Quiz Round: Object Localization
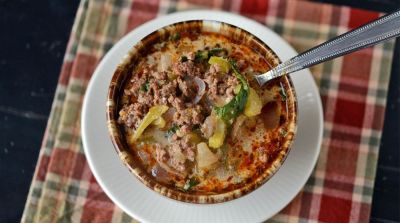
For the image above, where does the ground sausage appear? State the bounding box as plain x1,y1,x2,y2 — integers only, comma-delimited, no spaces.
119,50,241,175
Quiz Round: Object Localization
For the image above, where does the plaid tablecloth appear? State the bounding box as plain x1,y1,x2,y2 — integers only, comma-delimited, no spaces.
22,0,395,222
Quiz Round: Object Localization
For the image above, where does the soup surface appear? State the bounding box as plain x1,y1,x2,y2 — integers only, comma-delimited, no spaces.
118,31,290,194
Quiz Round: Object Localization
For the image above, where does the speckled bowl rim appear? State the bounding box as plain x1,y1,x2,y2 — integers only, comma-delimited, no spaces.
106,20,298,204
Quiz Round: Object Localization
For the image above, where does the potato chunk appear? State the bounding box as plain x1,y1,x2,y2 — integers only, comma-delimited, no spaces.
197,142,219,169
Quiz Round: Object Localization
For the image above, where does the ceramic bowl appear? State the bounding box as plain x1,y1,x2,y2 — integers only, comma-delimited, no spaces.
106,20,297,203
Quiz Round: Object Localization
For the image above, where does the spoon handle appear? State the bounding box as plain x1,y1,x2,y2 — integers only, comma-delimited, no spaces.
255,9,400,86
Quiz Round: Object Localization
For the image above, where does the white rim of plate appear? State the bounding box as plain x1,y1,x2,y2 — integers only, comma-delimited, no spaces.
82,10,323,223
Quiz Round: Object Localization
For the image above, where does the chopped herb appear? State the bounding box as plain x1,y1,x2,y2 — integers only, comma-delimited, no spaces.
165,125,179,138
208,47,225,56
140,80,150,92
170,32,180,41
183,177,199,191
195,48,227,62
214,60,249,124
194,50,208,61
181,55,188,62
280,129,288,137
279,82,287,101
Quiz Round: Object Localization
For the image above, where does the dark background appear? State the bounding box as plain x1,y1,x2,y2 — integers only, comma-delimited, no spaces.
0,0,399,222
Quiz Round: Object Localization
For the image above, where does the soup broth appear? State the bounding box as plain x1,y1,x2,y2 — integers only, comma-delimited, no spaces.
117,31,292,194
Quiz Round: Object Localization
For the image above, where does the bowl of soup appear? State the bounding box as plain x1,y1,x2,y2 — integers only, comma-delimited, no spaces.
106,20,297,203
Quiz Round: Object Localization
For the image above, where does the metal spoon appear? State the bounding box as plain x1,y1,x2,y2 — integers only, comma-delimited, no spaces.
254,9,400,86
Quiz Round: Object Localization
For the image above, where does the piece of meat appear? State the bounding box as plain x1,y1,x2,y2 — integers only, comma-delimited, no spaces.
173,106,205,135
137,92,154,105
168,96,185,111
156,146,168,162
126,77,148,98
155,145,186,178
179,125,192,135
168,144,186,172
155,140,193,175
170,135,196,163
118,103,148,129
177,77,197,100
204,65,238,105
154,79,177,105
173,60,201,77
226,75,239,96
192,107,203,124
180,136,196,162
204,68,219,98
185,148,195,162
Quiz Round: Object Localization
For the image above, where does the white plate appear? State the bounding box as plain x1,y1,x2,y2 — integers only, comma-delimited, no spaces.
82,10,323,223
